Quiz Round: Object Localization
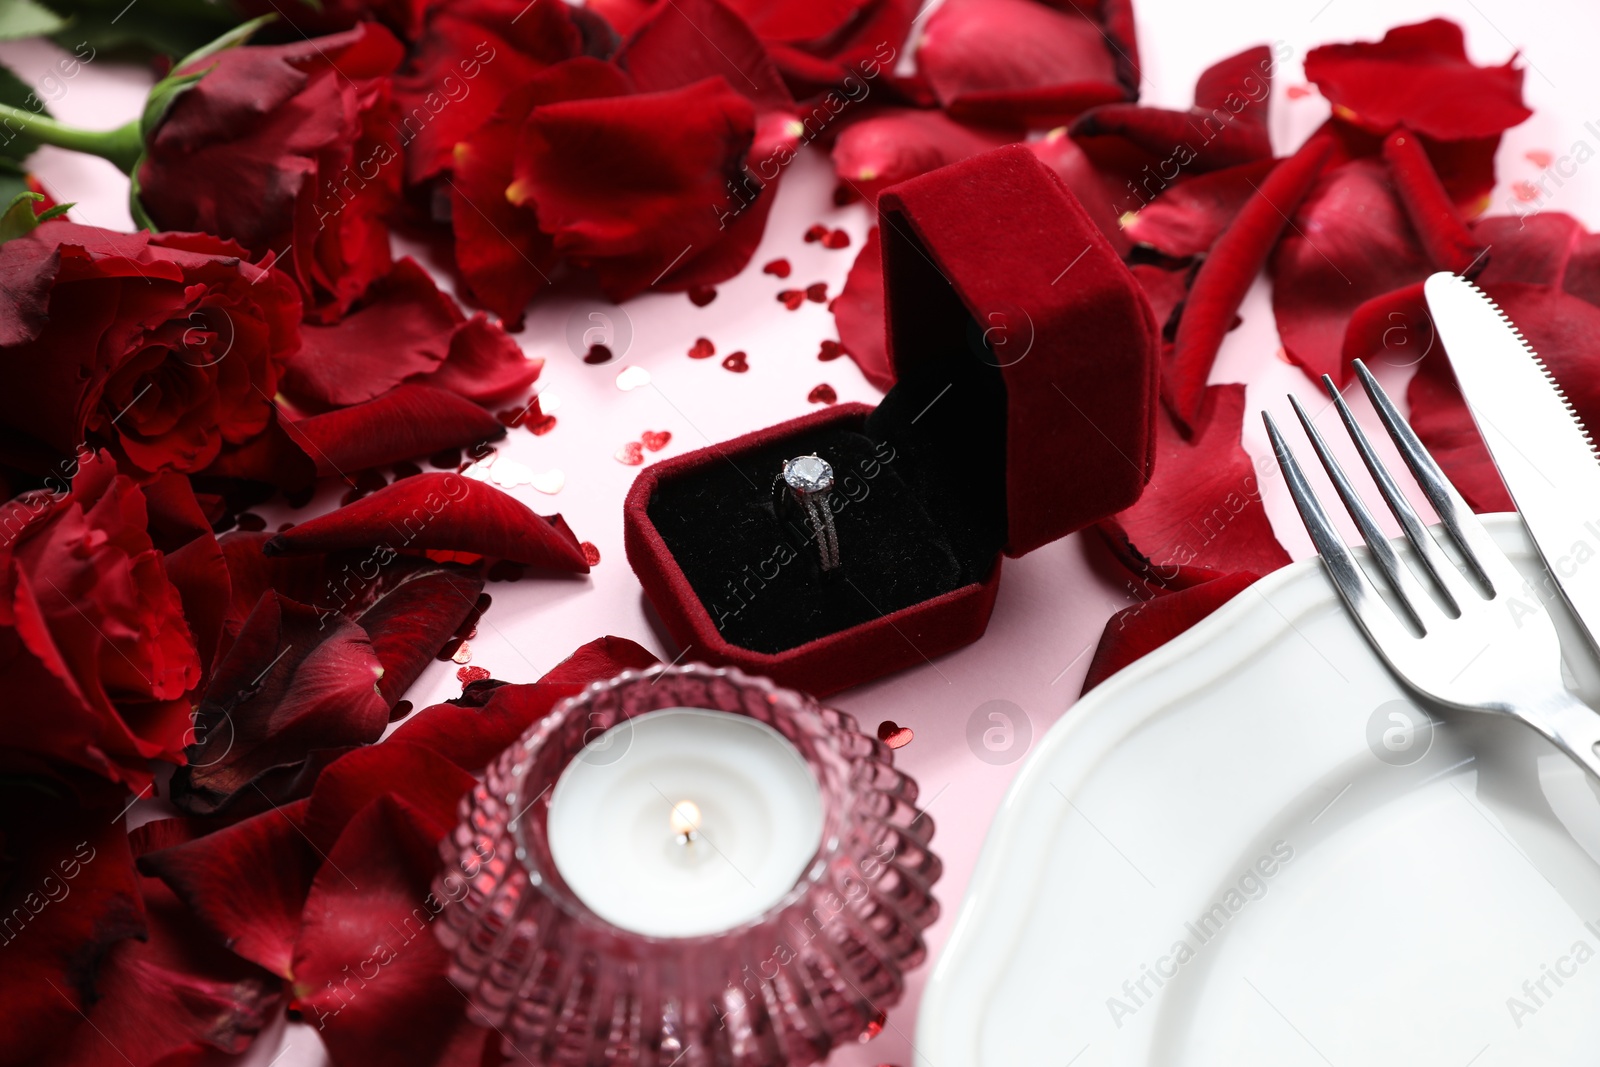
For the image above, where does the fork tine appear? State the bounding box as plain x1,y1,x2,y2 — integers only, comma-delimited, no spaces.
1351,358,1498,593
1319,371,1468,613
1264,412,1415,639
1287,394,1428,632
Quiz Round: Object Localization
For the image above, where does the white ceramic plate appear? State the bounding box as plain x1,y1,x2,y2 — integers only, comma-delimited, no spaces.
919,516,1600,1066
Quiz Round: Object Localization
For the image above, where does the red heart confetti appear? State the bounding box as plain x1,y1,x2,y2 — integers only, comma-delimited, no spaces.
804,223,828,242
1526,148,1554,168
457,665,492,685
526,412,557,435
688,337,716,359
805,282,828,303
763,258,791,278
451,641,472,665
615,441,644,465
1286,84,1314,99
581,541,601,567
822,229,850,249
877,720,913,749
583,343,613,364
688,285,717,306
778,289,805,310
641,429,672,451
722,351,749,373
818,339,844,361
1512,180,1540,202
807,383,838,405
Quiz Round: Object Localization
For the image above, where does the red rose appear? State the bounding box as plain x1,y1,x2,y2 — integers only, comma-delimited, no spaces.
0,222,301,478
137,24,405,323
0,450,201,788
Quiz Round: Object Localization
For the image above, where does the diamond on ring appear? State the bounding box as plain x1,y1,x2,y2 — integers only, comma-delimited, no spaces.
776,455,840,573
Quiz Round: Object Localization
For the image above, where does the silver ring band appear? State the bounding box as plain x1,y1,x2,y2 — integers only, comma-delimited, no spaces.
776,454,841,572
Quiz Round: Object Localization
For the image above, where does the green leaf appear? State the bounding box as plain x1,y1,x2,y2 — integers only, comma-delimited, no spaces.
0,0,67,41
0,190,71,244
0,60,50,165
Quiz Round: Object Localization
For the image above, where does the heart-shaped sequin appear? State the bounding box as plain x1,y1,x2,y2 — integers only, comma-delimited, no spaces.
722,351,749,373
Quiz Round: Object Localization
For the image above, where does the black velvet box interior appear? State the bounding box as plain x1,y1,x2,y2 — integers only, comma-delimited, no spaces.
646,250,1008,654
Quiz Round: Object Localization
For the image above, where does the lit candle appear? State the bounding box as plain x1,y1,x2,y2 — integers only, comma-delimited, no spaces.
546,707,825,938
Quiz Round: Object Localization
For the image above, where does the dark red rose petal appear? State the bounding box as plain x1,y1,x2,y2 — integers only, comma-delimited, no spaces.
1269,155,1432,388
425,315,543,406
1072,45,1276,174
832,226,891,390
1566,231,1600,308
356,564,486,705
1123,158,1277,258
264,472,591,573
290,796,467,1067
1099,385,1291,584
302,741,476,854
615,0,793,110
1381,128,1486,274
393,636,657,771
170,591,389,815
1082,570,1259,693
1169,135,1334,431
916,0,1129,126
1026,126,1131,255
1304,18,1530,141
289,384,506,479
137,799,317,979
830,108,1017,202
1129,264,1188,338
1474,212,1582,288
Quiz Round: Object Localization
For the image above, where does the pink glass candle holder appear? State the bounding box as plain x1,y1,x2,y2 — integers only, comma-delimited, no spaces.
434,663,941,1067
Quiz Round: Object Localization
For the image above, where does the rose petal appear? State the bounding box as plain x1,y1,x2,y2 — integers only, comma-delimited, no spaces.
1473,212,1582,287
1026,126,1130,254
1304,18,1530,141
831,226,892,390
393,635,657,770
1381,128,1485,273
291,795,471,1066
1268,155,1431,388
356,564,486,705
617,0,793,110
1563,231,1600,307
136,799,318,979
1168,135,1333,430
1409,283,1600,513
264,472,591,572
1123,157,1276,258
289,383,506,478
1081,570,1259,693
916,0,1130,126
1099,385,1290,583
1072,45,1275,174
302,741,476,854
829,108,1017,202
426,315,543,406
170,591,389,815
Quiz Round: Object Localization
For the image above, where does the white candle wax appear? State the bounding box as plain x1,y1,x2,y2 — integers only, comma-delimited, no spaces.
545,707,825,938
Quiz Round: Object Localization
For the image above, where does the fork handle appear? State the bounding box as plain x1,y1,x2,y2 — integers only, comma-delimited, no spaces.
1514,689,1600,783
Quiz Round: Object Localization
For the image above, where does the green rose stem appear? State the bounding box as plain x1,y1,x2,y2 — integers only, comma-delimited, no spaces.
0,106,142,174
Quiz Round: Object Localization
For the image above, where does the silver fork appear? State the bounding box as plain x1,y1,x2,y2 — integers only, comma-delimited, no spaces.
1265,358,1600,781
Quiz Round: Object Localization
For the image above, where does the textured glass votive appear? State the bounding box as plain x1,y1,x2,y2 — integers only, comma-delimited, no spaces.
434,663,942,1066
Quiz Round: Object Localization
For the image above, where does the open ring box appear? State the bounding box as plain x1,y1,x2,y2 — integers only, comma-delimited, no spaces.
625,145,1161,695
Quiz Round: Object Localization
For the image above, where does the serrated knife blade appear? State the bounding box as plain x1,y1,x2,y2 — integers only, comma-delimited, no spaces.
1425,270,1600,655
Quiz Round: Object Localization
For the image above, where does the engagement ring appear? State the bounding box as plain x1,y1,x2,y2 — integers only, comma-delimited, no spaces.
774,454,840,572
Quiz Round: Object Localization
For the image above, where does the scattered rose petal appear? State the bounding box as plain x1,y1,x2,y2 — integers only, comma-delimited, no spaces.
688,337,716,359
1082,571,1259,692
689,285,718,306
289,384,505,479
822,229,850,249
641,429,672,451
763,258,791,277
808,383,838,404
1123,158,1277,259
265,473,591,572
833,227,892,389
615,441,645,465
831,108,1017,202
722,351,750,372
1382,128,1485,273
615,365,653,391
357,564,485,706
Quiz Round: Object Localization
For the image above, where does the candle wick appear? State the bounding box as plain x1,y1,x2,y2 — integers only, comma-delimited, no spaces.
668,799,703,845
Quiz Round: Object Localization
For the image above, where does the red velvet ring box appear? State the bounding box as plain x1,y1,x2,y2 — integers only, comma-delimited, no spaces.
624,144,1160,696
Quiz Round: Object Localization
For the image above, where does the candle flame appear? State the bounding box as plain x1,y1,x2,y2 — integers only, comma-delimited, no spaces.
668,799,702,841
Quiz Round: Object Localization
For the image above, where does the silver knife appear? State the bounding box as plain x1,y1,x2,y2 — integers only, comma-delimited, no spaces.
1425,270,1600,658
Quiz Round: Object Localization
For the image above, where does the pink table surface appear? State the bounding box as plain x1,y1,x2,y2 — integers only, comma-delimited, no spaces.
6,1,1598,1062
